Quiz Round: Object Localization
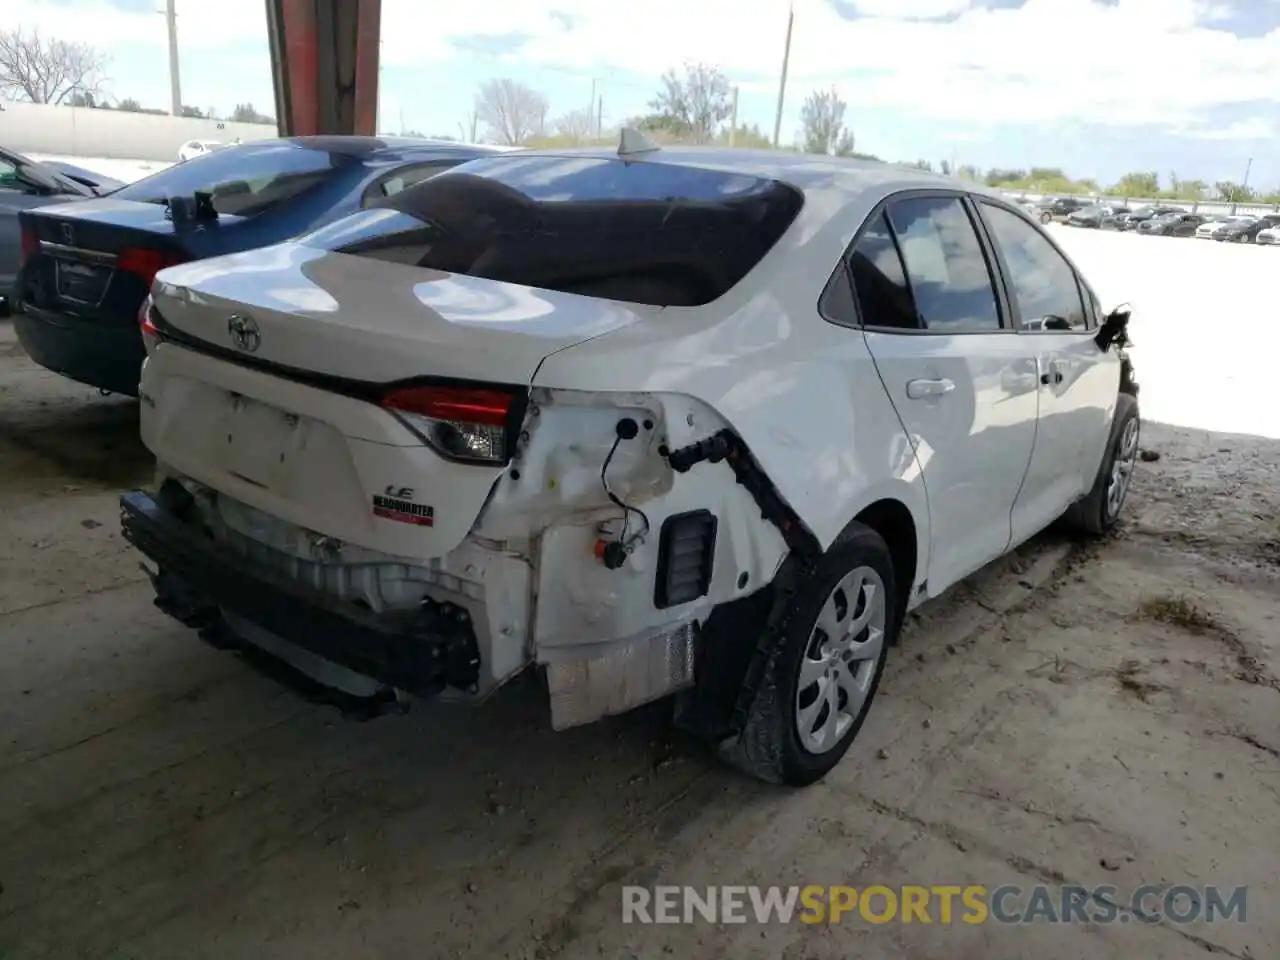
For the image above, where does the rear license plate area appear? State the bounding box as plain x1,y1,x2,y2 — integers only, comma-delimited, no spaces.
224,395,299,489
54,258,112,304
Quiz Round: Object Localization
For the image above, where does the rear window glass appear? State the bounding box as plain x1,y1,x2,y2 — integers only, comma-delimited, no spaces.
113,142,344,217
297,156,804,307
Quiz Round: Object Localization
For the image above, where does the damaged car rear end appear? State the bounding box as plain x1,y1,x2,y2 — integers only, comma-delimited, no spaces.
123,152,811,734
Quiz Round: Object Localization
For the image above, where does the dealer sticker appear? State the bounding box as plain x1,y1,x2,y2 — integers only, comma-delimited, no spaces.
372,486,434,527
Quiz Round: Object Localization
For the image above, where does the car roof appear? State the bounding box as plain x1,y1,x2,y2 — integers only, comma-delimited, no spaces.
282,135,505,160
507,144,958,191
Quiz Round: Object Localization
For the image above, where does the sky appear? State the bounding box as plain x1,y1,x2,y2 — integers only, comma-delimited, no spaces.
6,0,1280,188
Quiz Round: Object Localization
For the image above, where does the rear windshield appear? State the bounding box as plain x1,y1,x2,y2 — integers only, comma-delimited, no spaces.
113,142,346,217
297,155,805,307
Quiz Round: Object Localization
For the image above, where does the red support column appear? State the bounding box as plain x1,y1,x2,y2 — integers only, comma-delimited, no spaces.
266,0,381,137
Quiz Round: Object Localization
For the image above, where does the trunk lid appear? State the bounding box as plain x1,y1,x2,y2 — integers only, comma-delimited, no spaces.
139,243,654,559
151,241,653,385
20,198,232,322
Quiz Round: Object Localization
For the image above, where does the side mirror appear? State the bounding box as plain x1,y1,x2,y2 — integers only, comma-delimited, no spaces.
1095,305,1131,352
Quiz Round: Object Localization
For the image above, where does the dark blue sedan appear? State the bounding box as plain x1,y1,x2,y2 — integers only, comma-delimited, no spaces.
13,136,501,396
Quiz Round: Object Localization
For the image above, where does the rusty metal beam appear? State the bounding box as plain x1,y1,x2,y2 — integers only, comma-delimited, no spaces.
266,0,381,137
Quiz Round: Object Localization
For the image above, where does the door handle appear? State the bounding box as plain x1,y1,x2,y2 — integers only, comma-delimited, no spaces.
1039,361,1065,386
905,377,955,400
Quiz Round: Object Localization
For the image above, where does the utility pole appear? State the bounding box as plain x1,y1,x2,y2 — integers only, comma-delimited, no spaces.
376,41,385,133
163,0,181,116
772,3,795,147
597,97,603,138
729,86,739,146
1242,156,1253,193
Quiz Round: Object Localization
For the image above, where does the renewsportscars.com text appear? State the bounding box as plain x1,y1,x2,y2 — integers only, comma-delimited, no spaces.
622,884,1248,925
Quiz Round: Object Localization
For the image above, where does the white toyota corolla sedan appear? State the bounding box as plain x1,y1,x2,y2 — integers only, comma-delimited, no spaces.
121,138,1140,786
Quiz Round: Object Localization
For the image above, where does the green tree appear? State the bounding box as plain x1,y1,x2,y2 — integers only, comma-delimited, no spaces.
719,123,774,149
1215,180,1254,202
984,168,1028,186
1112,171,1159,197
648,62,733,144
799,86,848,155
231,102,275,125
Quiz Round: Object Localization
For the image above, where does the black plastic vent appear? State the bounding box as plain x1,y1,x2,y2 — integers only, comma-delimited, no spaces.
654,510,718,609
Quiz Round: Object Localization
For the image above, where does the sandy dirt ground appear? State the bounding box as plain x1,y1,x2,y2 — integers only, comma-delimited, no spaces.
1,228,1278,959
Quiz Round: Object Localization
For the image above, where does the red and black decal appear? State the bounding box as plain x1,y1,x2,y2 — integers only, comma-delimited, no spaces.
372,494,435,527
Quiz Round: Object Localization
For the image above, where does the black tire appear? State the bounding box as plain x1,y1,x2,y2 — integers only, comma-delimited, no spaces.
723,525,897,787
1040,212,1052,224
1064,393,1140,536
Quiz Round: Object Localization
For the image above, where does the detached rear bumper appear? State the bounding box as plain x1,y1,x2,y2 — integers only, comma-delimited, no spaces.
119,488,481,697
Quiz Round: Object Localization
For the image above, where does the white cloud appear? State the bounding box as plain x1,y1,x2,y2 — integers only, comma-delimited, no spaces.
8,0,1280,132
844,0,973,18
1178,117,1276,138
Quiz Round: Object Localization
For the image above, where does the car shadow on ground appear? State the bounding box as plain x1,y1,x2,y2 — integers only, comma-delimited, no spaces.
0,393,151,488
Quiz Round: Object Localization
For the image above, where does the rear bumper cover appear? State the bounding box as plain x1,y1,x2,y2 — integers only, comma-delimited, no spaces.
14,302,144,396
120,488,481,696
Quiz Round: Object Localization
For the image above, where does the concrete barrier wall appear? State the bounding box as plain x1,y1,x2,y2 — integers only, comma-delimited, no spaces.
0,102,277,162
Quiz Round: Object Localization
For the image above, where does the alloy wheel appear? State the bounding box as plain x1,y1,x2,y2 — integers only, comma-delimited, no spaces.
1106,416,1140,520
795,566,886,755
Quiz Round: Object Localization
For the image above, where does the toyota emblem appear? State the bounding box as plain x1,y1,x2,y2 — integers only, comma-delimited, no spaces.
59,222,74,245
227,314,261,353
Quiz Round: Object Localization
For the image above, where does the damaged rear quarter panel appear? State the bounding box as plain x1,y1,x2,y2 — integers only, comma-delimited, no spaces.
473,388,792,658
528,287,931,595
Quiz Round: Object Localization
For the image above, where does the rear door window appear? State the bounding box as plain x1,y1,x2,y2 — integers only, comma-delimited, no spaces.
113,142,345,216
885,196,1002,332
300,156,805,307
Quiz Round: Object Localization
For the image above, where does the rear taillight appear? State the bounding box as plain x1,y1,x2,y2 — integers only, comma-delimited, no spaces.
118,247,188,286
381,385,521,464
138,293,158,334
19,226,39,266
138,294,159,354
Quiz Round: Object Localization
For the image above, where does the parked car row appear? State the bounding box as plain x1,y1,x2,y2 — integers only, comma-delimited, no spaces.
1023,195,1280,242
10,136,1142,786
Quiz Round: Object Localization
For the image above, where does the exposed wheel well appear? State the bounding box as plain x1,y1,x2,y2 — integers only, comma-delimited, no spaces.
849,499,918,635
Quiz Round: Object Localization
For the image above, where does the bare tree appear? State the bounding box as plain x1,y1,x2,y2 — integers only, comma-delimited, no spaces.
554,107,596,144
800,87,848,155
0,27,107,105
648,62,733,143
474,79,549,146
